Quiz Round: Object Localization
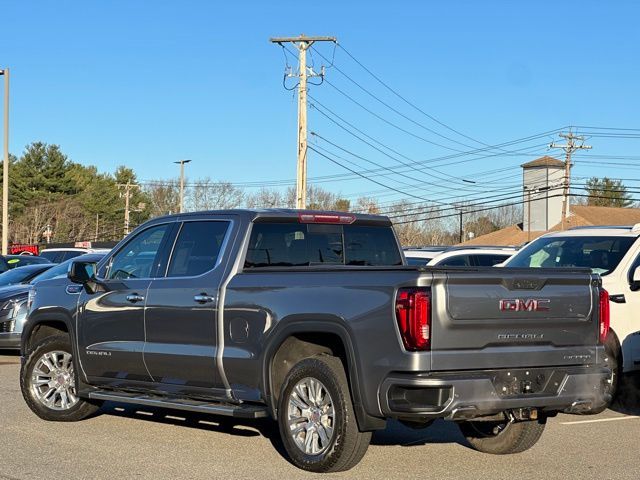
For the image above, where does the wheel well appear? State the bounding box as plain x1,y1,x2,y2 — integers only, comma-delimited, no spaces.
270,332,348,411
607,329,621,353
24,321,69,352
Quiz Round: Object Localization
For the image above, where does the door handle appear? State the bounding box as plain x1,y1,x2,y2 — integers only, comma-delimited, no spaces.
125,294,145,303
194,294,214,304
610,294,626,304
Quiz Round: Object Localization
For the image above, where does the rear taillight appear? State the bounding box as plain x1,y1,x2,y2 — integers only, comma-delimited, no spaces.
395,288,431,351
599,289,610,344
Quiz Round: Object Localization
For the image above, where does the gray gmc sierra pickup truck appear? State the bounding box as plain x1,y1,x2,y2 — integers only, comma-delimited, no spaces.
19,209,610,472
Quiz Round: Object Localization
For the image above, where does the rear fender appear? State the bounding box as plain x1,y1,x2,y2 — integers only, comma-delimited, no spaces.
262,314,385,431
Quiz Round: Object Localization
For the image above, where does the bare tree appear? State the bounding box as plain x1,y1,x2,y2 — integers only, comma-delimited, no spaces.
246,188,285,208
354,196,381,214
145,180,180,216
189,178,244,211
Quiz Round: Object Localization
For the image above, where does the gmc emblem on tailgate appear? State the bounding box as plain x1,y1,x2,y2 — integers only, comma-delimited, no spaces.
499,298,551,312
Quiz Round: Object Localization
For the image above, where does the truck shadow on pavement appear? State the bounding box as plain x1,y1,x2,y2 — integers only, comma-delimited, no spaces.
610,373,640,416
99,402,466,458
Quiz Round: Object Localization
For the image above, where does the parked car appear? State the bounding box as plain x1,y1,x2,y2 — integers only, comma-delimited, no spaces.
0,264,53,287
427,246,518,267
38,247,111,264
0,253,105,350
4,255,52,269
403,246,447,265
0,256,9,274
21,210,609,473
503,224,640,401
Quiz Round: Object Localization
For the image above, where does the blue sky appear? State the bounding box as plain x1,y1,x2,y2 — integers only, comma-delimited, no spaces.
2,0,639,205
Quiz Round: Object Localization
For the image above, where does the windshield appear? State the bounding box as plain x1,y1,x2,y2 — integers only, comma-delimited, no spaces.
505,235,638,275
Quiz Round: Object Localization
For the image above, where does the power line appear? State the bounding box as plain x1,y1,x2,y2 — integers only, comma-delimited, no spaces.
311,45,495,152
309,97,472,185
308,145,448,205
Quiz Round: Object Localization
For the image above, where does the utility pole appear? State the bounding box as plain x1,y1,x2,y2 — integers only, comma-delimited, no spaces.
95,213,99,242
459,210,463,243
524,186,532,242
174,159,191,213
117,181,140,236
550,132,591,229
0,68,9,255
270,35,336,209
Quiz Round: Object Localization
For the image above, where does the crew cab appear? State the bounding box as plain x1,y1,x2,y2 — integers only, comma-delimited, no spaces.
19,210,611,473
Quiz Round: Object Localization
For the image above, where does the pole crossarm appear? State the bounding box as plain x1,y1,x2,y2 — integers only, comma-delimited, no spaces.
270,36,336,44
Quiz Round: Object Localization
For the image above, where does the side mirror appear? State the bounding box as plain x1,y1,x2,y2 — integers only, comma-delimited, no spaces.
631,266,640,291
68,261,96,285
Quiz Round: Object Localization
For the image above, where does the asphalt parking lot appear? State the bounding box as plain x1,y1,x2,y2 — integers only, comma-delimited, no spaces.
1,352,639,480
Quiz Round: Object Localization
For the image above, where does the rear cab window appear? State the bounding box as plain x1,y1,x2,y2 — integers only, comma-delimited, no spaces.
244,222,402,268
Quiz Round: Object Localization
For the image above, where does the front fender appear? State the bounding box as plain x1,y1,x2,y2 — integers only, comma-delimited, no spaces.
21,307,75,356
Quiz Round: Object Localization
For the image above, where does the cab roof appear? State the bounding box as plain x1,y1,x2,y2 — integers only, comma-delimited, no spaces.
150,209,392,226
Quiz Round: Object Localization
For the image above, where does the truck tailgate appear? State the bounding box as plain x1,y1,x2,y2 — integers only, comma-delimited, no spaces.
430,268,599,371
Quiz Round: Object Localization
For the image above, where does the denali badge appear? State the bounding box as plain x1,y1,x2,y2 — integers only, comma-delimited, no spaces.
499,298,550,312
86,350,111,357
497,333,544,340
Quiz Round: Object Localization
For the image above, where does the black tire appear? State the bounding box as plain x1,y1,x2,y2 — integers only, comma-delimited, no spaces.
603,335,621,402
277,355,371,473
584,335,620,415
459,416,546,454
20,335,102,422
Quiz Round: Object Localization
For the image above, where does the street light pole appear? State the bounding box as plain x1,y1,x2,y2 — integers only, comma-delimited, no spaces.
174,160,191,213
0,68,9,255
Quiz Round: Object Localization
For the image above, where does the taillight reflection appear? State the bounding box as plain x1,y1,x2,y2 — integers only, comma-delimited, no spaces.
599,289,610,344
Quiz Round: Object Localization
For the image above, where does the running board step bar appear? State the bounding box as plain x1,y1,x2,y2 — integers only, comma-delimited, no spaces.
88,391,269,419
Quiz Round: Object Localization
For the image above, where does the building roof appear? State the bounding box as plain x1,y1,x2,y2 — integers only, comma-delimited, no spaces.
462,205,640,246
566,205,640,227
521,155,565,169
463,224,545,246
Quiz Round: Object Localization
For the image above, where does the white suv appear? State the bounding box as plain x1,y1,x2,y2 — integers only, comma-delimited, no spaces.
504,225,640,398
426,247,518,267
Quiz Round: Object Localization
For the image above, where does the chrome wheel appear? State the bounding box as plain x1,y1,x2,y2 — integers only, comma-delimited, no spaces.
287,377,335,455
30,350,78,411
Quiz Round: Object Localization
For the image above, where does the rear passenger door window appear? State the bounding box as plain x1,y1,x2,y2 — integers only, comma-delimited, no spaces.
167,221,230,277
